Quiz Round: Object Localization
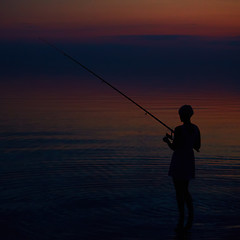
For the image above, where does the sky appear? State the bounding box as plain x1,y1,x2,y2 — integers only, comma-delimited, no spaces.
0,0,240,97
1,0,240,39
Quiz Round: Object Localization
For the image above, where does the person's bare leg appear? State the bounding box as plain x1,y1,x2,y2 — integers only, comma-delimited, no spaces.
185,188,193,230
173,178,185,231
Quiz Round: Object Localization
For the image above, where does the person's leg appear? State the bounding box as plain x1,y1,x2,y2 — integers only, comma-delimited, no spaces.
183,180,194,230
173,178,185,229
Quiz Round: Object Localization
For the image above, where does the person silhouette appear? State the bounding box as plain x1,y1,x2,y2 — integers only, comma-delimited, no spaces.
163,105,201,232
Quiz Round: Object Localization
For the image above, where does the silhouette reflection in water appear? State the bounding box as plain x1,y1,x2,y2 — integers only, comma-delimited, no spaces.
163,105,201,233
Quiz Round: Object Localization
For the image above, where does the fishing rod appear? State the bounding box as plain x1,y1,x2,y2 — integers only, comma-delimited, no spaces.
39,38,174,134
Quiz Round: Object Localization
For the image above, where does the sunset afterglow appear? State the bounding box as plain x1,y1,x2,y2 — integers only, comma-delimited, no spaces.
1,0,240,40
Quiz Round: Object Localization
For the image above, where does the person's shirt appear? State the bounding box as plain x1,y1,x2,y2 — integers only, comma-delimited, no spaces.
168,123,200,179
172,123,201,152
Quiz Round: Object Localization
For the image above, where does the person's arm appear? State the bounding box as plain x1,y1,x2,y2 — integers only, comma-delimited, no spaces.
193,126,201,152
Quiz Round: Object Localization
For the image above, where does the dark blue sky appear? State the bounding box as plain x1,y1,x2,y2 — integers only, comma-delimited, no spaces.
1,35,239,97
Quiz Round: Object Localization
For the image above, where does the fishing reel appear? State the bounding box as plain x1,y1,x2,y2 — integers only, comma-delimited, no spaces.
166,132,173,140
163,132,174,143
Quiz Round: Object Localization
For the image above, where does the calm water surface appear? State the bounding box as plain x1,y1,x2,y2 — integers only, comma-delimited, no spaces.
0,92,239,239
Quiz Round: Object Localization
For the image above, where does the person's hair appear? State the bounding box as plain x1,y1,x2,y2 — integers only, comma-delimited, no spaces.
178,105,194,119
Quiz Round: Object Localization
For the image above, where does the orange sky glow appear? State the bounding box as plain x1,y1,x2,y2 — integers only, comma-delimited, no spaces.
1,0,240,39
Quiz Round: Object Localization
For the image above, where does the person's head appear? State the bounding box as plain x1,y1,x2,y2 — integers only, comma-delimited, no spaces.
178,105,194,123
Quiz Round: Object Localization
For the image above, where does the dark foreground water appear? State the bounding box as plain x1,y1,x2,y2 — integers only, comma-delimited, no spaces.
0,93,240,239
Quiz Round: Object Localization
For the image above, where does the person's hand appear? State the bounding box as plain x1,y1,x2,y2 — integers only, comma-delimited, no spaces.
163,136,169,143
166,133,173,140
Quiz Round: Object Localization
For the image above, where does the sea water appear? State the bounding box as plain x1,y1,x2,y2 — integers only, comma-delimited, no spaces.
0,91,239,239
